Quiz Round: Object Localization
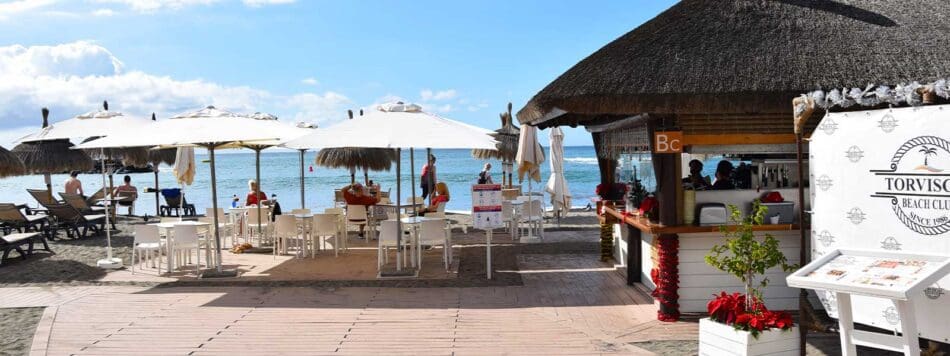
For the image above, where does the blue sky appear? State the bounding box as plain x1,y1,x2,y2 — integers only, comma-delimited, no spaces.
0,0,677,147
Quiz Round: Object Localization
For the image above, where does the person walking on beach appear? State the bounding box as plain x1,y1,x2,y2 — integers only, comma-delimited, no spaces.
420,154,437,200
64,170,84,196
477,163,493,184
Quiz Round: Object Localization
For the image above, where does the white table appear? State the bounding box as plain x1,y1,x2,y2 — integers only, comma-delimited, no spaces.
149,221,210,274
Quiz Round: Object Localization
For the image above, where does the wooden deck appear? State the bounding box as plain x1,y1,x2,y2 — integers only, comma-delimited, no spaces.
12,254,698,355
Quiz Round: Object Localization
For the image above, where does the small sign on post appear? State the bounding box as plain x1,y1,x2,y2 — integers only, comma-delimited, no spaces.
654,131,684,153
472,184,503,279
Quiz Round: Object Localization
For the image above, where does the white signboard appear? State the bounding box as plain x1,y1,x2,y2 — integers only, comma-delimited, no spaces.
810,105,950,341
788,249,950,300
472,184,503,230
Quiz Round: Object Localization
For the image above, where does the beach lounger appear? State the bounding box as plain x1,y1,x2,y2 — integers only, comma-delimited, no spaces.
160,189,196,217
0,203,48,236
60,192,108,214
44,203,105,239
26,188,60,213
85,187,106,207
0,232,48,266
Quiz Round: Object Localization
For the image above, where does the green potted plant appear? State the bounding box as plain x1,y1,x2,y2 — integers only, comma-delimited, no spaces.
699,201,799,356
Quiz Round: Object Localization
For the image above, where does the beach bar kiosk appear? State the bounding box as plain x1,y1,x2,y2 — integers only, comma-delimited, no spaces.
517,0,950,329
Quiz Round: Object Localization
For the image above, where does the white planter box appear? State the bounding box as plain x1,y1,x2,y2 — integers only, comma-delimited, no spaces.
698,318,800,356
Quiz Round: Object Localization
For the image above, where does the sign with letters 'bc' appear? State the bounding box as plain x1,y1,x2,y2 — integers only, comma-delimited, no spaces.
653,131,683,153
472,184,503,230
810,105,950,342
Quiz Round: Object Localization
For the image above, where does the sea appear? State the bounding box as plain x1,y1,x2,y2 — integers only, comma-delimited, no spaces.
0,146,637,215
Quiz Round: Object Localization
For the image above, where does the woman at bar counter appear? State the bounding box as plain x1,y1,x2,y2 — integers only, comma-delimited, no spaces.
711,160,736,190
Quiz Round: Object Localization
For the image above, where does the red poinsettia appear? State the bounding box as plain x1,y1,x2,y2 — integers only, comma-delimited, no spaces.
595,183,628,200
707,292,794,337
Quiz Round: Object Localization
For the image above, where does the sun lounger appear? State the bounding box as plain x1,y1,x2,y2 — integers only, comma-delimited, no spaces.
85,187,106,207
0,203,48,235
59,192,107,214
44,203,105,239
26,188,60,213
160,189,195,217
0,232,48,266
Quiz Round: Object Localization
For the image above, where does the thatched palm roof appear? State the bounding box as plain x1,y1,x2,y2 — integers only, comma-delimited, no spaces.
0,146,25,178
12,108,94,174
472,103,520,161
518,0,950,127
81,136,149,167
315,148,397,172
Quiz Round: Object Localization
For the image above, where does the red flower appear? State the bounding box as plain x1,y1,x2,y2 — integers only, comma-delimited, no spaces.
706,292,793,335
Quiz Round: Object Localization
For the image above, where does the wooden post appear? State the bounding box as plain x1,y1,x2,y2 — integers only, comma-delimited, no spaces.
793,95,815,356
627,223,642,285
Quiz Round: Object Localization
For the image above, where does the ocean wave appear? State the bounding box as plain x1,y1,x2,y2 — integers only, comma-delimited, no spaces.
564,157,598,164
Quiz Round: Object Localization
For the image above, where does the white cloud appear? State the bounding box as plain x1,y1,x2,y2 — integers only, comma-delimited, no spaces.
243,0,295,7
91,8,116,16
93,0,219,12
420,89,457,101
0,0,56,19
0,41,350,146
300,77,318,86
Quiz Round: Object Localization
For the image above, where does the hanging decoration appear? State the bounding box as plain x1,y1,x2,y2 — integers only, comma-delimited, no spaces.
799,78,950,112
651,234,680,322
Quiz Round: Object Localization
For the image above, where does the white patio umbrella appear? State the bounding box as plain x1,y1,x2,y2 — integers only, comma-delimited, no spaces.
284,102,497,272
516,124,545,241
545,127,570,224
77,106,303,275
17,102,151,270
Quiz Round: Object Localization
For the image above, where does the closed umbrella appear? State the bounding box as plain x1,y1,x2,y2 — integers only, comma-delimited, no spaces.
516,124,545,241
168,147,195,220
545,127,570,224
285,102,497,273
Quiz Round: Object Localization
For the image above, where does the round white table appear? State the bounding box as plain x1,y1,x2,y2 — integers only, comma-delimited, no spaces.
149,220,211,274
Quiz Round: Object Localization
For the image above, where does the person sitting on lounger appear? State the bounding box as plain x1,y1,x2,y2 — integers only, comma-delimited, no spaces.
64,170,84,197
245,179,269,206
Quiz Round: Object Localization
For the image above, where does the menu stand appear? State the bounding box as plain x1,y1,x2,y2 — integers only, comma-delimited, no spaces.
787,249,950,356
472,184,503,279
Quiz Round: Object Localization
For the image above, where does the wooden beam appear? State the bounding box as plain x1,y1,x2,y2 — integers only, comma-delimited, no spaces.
683,133,798,145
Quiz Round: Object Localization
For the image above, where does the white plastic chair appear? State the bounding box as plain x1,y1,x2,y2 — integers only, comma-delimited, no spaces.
377,220,406,269
325,208,347,249
247,205,270,245
172,224,202,275
346,205,371,239
502,200,518,240
418,218,450,270
312,214,341,257
273,215,300,257
131,224,162,274
519,199,544,239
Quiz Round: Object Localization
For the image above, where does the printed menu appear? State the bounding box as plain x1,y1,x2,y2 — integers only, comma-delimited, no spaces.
805,254,935,290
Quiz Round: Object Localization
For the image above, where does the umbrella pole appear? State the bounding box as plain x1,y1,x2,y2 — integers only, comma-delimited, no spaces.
210,145,223,272
396,148,402,271
410,149,416,214
255,148,262,239
96,149,119,269
299,149,305,209
364,169,369,186
154,168,160,216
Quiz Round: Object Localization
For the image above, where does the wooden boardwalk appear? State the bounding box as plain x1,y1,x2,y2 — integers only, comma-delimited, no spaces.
13,254,698,355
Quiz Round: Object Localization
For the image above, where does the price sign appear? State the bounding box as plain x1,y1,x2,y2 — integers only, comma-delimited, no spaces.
472,184,503,230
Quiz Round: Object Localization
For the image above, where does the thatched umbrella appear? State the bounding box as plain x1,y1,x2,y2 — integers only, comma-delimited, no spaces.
314,109,397,184
146,113,178,216
472,103,520,186
0,146,25,178
315,147,397,184
517,0,950,128
12,108,94,199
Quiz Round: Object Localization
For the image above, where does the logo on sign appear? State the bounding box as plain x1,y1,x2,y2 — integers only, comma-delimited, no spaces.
654,131,683,153
871,136,950,235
